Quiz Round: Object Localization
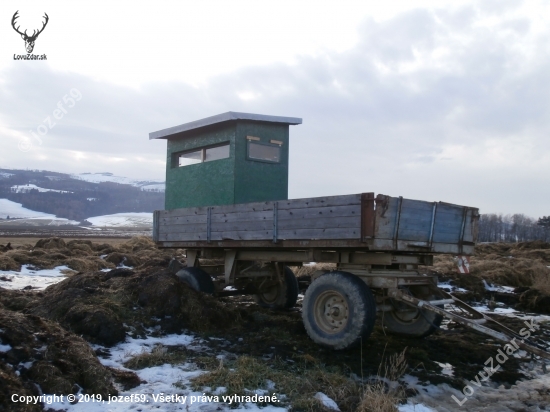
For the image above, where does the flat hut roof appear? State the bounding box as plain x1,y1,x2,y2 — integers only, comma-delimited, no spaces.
149,111,302,140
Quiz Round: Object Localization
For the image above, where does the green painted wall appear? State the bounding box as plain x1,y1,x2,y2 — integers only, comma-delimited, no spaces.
165,124,236,209
234,121,289,204
165,120,289,209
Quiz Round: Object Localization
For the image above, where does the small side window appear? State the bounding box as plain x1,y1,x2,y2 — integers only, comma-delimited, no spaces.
205,144,230,162
178,149,202,166
175,142,230,168
248,141,281,163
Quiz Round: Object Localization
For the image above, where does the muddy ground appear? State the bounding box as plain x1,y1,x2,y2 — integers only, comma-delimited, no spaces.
0,238,549,411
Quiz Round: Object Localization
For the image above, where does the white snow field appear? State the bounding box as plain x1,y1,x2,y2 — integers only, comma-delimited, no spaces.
71,172,165,191
140,183,166,192
87,213,153,227
0,265,73,290
0,199,79,225
0,199,57,219
10,184,72,193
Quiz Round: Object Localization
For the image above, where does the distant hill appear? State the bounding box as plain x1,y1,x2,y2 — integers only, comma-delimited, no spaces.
0,169,164,222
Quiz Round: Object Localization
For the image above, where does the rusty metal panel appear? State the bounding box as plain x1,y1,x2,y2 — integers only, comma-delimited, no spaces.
152,210,160,242
361,192,375,240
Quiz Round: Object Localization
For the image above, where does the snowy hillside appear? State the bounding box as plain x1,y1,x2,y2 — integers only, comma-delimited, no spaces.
0,199,78,225
71,173,165,191
0,199,58,219
11,184,72,194
86,212,153,227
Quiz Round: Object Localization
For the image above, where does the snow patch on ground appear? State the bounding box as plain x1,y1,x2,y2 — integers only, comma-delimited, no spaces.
0,199,57,219
71,173,164,190
482,280,515,293
400,367,550,412
434,362,454,377
87,213,153,227
314,392,340,411
470,305,518,314
0,217,80,226
438,281,468,293
0,265,70,290
141,184,165,192
45,333,287,412
11,184,72,194
0,343,12,352
398,403,436,412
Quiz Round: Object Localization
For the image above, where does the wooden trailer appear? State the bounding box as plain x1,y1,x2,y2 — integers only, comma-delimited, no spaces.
151,113,549,358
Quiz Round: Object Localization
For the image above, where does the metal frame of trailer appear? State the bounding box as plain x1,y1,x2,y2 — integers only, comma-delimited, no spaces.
154,193,550,359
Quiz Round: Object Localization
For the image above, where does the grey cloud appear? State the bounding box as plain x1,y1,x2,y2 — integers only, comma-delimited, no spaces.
1,3,549,216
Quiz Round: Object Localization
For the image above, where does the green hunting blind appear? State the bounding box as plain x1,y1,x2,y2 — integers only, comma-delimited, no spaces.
149,112,302,209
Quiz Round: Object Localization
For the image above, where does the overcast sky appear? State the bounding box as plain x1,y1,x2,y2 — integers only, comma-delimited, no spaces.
1,0,549,217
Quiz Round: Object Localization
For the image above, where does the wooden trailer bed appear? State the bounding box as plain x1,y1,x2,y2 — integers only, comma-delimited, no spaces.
154,192,479,254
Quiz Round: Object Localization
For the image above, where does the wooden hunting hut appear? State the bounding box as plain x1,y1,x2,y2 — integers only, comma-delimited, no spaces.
149,112,302,209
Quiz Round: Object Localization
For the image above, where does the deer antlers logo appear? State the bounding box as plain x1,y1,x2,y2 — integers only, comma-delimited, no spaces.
11,11,49,54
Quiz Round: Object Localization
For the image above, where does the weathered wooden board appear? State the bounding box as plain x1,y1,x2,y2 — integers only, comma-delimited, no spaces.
155,192,479,254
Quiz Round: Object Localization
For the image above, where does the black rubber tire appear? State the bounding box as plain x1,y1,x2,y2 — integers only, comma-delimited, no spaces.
302,271,376,350
175,267,215,294
381,297,443,338
255,266,299,309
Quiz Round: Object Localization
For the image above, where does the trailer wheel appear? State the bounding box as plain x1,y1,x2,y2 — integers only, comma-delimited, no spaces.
255,266,299,309
302,271,376,350
175,267,215,294
381,295,442,338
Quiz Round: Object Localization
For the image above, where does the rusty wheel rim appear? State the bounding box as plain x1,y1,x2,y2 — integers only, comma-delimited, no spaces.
313,291,349,334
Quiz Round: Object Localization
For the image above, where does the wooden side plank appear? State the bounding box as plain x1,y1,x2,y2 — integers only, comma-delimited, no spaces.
206,227,360,241
161,194,361,219
160,217,360,236
160,214,208,225
156,192,479,252
278,227,359,240
278,216,360,230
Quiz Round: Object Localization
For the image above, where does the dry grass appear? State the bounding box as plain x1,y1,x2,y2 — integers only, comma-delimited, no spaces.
123,344,188,370
425,243,550,292
192,355,361,410
532,272,550,295
290,263,337,278
356,348,408,412
192,349,409,411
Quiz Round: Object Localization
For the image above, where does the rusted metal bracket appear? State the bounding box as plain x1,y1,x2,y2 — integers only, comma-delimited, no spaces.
273,201,278,243
428,202,437,251
388,289,550,360
361,192,375,241
392,196,403,250
207,207,212,243
186,249,198,268
224,250,237,285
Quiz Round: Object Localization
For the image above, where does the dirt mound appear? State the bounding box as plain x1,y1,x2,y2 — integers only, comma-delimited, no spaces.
0,308,117,398
0,254,20,271
105,252,142,267
117,236,157,253
0,289,41,312
0,236,176,276
0,359,42,412
26,266,242,346
514,240,550,250
0,242,13,253
35,237,66,250
136,269,241,332
517,289,550,313
29,273,126,346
